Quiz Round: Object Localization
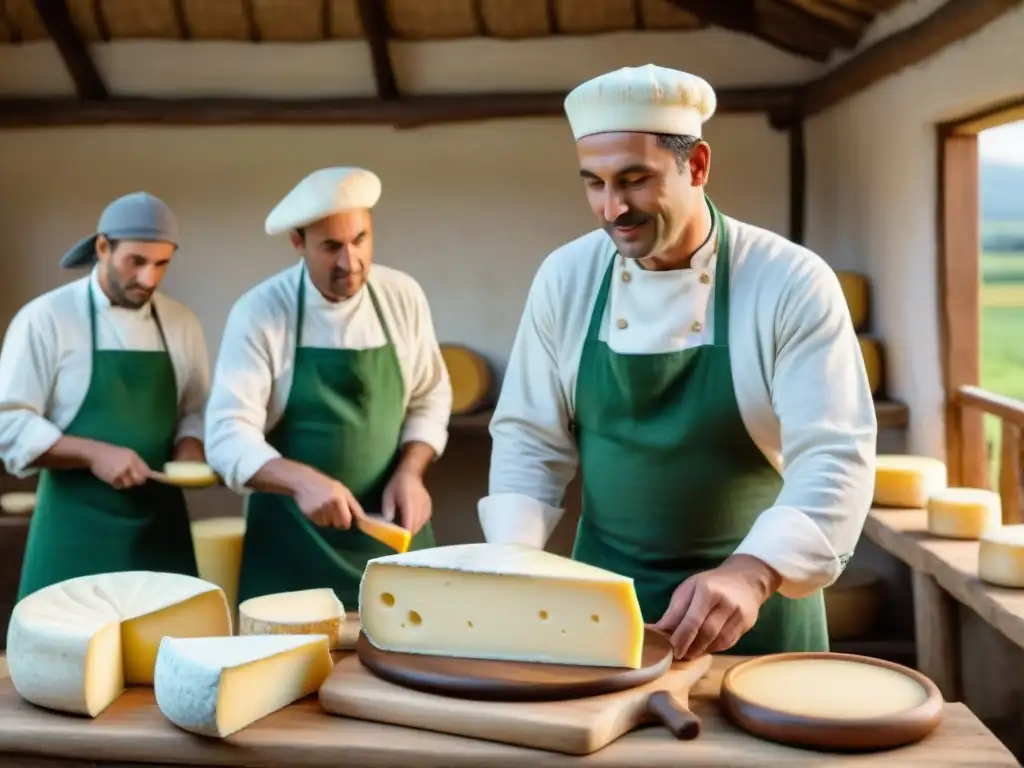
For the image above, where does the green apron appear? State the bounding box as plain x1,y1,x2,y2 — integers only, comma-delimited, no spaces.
18,282,197,600
237,266,436,610
571,198,828,655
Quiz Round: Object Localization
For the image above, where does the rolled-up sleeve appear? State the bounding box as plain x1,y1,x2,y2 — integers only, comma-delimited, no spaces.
733,264,877,598
0,306,64,477
203,298,282,493
479,258,578,549
399,282,452,458
175,312,212,443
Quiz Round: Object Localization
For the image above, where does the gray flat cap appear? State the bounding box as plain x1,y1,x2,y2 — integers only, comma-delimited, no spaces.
60,191,179,269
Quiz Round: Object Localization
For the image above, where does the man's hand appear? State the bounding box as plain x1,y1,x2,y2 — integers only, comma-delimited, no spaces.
88,444,152,489
292,471,365,530
654,555,781,660
382,470,432,536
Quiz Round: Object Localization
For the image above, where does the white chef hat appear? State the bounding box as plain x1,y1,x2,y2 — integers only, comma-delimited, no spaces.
265,167,382,236
563,64,716,141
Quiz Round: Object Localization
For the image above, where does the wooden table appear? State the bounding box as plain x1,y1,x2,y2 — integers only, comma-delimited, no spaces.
0,650,1014,767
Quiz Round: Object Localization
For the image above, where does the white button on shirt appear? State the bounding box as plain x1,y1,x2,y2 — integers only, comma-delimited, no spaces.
0,268,211,478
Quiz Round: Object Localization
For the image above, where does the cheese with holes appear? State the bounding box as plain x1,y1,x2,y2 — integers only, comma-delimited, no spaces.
926,487,1001,539
360,542,644,668
857,336,883,396
837,271,869,331
357,514,411,553
239,588,345,649
874,455,947,508
6,571,231,717
154,634,333,738
979,525,1024,588
191,517,246,619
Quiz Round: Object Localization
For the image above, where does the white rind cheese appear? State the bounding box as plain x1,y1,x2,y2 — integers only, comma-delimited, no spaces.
979,525,1024,588
359,542,645,669
6,571,231,717
874,455,948,508
238,588,345,649
927,487,1002,539
153,634,334,738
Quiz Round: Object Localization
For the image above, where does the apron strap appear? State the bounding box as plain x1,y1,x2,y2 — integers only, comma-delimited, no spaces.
585,254,617,343
86,279,171,354
707,198,732,347
295,264,395,350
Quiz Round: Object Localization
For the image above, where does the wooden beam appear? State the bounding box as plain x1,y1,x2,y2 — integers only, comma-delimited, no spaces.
33,0,107,100
0,87,797,128
788,117,806,244
357,0,399,101
797,0,1024,118
947,94,1024,136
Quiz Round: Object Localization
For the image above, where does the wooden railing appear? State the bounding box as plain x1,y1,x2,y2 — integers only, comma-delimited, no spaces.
952,385,1024,523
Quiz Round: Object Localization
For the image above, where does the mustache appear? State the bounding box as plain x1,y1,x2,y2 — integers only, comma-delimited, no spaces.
607,210,650,228
331,268,363,281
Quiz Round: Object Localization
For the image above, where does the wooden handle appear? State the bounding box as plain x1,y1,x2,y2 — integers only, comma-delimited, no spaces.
646,690,701,740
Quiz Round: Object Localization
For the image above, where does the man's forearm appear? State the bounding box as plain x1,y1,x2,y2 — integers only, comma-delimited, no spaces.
396,441,435,478
31,435,100,470
172,437,206,463
246,457,321,497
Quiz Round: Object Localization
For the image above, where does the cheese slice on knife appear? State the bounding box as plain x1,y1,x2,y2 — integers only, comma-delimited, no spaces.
154,634,333,738
360,542,644,668
357,514,411,553
6,571,231,717
238,588,346,649
163,461,218,487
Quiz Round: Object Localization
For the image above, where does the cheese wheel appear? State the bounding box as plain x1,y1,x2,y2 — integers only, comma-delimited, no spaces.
858,335,883,396
0,491,36,515
154,634,333,738
6,571,231,717
163,461,218,487
824,568,882,640
238,588,345,649
926,487,1001,540
440,344,493,415
837,271,869,331
360,542,645,668
874,455,947,508
191,517,246,619
979,524,1024,588
728,658,927,719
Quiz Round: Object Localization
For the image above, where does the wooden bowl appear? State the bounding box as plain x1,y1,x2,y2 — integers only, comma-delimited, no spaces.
719,652,943,751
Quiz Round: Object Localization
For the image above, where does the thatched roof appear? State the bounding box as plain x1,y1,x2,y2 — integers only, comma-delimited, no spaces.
3,0,906,61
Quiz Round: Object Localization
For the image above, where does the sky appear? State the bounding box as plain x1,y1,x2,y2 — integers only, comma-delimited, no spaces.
979,119,1024,166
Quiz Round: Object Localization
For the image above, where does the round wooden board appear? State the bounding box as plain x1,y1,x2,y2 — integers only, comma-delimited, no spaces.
719,652,944,752
355,627,673,702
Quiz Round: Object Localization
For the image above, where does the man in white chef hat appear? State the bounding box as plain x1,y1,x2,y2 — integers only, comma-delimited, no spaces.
205,167,452,608
479,65,877,659
0,191,211,598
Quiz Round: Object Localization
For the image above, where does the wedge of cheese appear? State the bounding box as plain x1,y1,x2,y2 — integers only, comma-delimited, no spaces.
154,634,333,738
927,487,1002,539
360,542,645,668
238,588,345,649
874,455,947,508
356,513,411,553
191,517,246,620
979,525,1024,588
6,571,231,717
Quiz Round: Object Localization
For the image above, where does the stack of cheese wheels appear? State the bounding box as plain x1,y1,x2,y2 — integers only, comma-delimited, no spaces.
857,336,883,396
836,271,869,332
926,487,1001,539
238,587,346,650
979,524,1024,588
873,455,947,508
824,567,882,640
440,343,493,416
190,517,246,622
0,491,36,515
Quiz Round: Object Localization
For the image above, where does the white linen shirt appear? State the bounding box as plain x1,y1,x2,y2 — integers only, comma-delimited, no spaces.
480,214,878,599
204,261,453,494
0,268,211,478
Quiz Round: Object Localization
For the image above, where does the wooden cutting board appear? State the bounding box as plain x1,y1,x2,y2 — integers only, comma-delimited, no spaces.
319,651,713,755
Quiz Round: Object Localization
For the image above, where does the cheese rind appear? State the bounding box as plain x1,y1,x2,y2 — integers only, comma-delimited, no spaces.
191,517,246,620
153,634,333,738
238,588,345,649
6,571,231,717
979,525,1024,588
874,455,947,508
360,542,645,669
926,487,1002,540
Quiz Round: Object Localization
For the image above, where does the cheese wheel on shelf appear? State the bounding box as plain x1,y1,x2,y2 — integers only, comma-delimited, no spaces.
836,271,869,331
874,455,947,508
191,517,246,620
857,335,883,396
154,634,333,738
926,487,1001,539
238,588,345,649
360,542,644,669
979,525,1024,588
6,571,231,717
0,491,36,515
440,344,493,416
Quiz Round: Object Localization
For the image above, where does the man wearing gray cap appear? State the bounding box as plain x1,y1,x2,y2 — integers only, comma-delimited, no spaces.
0,191,212,598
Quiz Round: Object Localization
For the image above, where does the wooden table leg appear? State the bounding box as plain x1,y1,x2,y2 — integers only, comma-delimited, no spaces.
912,570,961,701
